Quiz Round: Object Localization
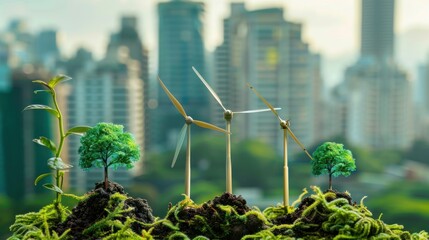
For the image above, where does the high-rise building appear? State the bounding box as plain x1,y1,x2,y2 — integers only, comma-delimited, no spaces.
214,3,320,154
156,0,209,148
64,47,94,77
105,16,148,71
66,56,144,193
415,55,429,141
5,19,34,67
360,0,395,63
0,109,4,195
339,0,413,149
104,16,151,151
344,63,412,148
0,68,54,200
0,40,9,195
0,40,11,91
34,30,60,70
417,55,429,114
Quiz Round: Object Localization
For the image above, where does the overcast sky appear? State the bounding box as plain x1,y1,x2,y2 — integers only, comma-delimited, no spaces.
1,0,429,85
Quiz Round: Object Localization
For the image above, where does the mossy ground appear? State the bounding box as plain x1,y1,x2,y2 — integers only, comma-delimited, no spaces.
246,187,429,239
143,187,428,240
145,192,269,239
8,185,429,239
8,181,154,240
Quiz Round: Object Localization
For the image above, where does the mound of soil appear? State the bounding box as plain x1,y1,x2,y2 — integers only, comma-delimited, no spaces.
55,181,154,239
272,189,354,226
151,192,267,240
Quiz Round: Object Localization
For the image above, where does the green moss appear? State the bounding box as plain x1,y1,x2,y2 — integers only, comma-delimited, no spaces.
81,192,139,239
258,186,429,239
144,194,268,239
8,187,428,239
8,203,70,240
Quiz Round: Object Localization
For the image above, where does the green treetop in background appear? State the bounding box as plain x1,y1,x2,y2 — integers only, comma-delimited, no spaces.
311,142,356,190
78,122,140,190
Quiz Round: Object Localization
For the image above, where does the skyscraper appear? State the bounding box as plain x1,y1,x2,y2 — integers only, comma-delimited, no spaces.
0,40,9,195
0,109,4,195
0,69,54,200
104,16,150,151
415,55,429,141
340,0,413,149
34,30,60,70
0,40,11,91
5,19,34,67
360,0,395,63
214,3,320,154
156,0,209,148
418,55,429,114
344,63,412,148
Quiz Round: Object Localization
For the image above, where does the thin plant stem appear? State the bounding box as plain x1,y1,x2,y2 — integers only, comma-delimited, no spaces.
283,128,289,206
226,120,232,194
185,125,191,197
52,91,65,204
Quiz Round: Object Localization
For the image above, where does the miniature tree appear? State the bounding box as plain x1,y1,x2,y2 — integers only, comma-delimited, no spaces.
311,142,356,190
78,122,140,190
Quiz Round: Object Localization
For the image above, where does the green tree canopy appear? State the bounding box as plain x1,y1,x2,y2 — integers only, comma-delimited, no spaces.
78,122,140,189
312,142,356,190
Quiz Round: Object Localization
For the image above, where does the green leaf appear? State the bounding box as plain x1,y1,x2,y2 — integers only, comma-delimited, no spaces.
33,137,57,153
32,80,53,90
23,104,59,117
48,157,73,170
34,172,53,186
43,183,63,194
66,126,92,137
34,90,53,95
48,75,72,88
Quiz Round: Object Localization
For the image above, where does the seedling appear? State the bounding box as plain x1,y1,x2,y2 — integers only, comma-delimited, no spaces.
158,77,228,197
247,83,312,207
312,142,356,190
192,67,279,194
24,75,91,206
78,122,140,190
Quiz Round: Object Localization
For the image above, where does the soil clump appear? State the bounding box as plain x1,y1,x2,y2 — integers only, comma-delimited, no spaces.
150,192,267,239
55,181,154,239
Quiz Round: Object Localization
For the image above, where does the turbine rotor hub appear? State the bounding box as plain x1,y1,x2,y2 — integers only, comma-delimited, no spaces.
223,110,233,120
185,116,194,124
280,120,290,129
224,110,233,120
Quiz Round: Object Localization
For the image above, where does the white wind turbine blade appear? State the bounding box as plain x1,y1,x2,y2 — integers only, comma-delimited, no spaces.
192,66,227,111
193,120,229,134
234,108,281,114
287,127,313,160
159,77,187,118
247,82,283,122
171,124,188,168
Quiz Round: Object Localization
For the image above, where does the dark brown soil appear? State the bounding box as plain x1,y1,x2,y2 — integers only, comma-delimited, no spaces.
55,181,154,239
150,192,267,240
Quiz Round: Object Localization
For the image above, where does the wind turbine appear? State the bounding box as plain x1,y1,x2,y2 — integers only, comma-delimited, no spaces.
192,67,280,194
247,82,313,207
158,77,229,197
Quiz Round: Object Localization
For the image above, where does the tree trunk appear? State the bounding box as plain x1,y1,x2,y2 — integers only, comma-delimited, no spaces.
329,172,332,190
104,166,108,190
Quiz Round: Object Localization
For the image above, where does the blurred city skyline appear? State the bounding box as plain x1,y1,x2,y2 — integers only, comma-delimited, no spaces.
1,0,429,87
2,1,429,236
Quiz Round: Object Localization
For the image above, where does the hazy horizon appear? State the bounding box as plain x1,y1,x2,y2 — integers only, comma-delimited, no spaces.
1,0,429,86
